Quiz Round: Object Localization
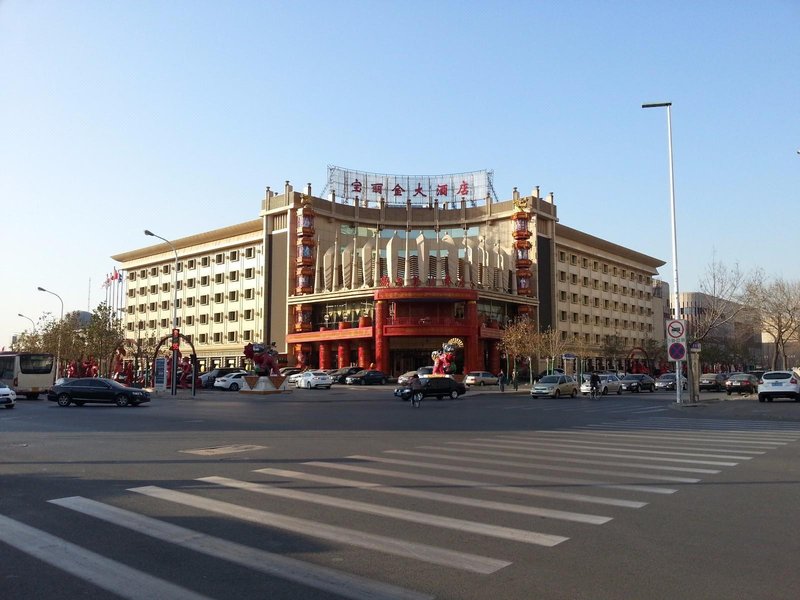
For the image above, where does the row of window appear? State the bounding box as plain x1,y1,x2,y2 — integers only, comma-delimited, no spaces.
129,269,258,295
559,331,646,347
127,248,258,281
557,291,653,315
557,251,651,285
557,272,652,299
127,309,257,329
128,288,258,311
124,324,256,344
558,310,654,332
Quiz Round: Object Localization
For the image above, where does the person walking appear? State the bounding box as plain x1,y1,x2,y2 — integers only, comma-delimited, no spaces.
512,369,518,391
498,370,505,392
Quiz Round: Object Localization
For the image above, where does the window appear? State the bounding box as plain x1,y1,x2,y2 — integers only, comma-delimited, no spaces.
593,261,598,271
559,271,566,282
126,323,134,331
214,273,224,284
603,264,608,274
138,303,146,312
613,284,618,293
583,314,590,324
228,311,237,321
214,293,223,303
149,285,157,294
186,297,195,307
213,332,222,343
622,269,627,278
128,290,136,298
604,282,609,291
201,257,210,267
582,257,588,268
199,314,208,324
559,291,567,301
244,309,254,320
200,276,209,286
559,310,567,321
229,270,239,282
149,302,157,311
215,253,224,264
244,288,254,300
558,251,566,262
139,286,146,295
127,306,135,314
604,300,610,309
185,316,194,325
594,297,600,307
243,330,253,341
150,267,157,276
213,312,223,323
593,279,598,289
595,334,601,344
228,291,238,301
572,312,579,323
570,254,577,265
245,268,255,279
160,318,168,328
176,299,181,308
162,264,171,274
161,283,170,292
245,247,255,259
571,293,578,303
187,259,196,269
570,274,577,284
148,319,156,328
582,277,589,286
200,295,209,305
614,301,619,310
161,300,169,310
229,250,239,261
604,317,610,326
199,333,207,343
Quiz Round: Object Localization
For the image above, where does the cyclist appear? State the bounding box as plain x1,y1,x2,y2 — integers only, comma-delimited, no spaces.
589,371,602,399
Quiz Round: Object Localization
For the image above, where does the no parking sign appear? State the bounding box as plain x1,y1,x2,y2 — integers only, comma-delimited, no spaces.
666,319,687,362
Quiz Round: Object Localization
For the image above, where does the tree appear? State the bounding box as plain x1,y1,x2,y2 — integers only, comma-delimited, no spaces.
83,303,126,376
500,318,539,384
600,333,626,371
745,273,800,369
535,327,570,383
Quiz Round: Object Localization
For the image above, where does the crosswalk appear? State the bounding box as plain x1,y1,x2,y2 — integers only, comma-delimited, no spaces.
501,397,669,414
4,417,800,599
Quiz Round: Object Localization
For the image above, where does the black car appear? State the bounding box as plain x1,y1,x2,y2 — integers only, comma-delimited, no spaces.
345,370,388,385
620,374,656,392
725,372,759,395
47,378,151,407
394,376,467,402
699,372,727,392
330,366,363,384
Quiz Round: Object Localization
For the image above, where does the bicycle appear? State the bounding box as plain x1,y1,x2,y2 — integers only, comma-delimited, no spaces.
589,385,601,400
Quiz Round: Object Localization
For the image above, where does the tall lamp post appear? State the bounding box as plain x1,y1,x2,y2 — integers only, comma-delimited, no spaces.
37,287,64,381
18,313,36,333
144,229,179,395
642,101,682,405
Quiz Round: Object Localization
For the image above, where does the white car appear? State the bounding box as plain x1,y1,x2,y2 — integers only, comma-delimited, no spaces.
464,371,499,386
213,372,252,392
531,374,578,398
757,371,800,402
580,374,623,396
287,371,307,386
0,383,16,409
295,370,334,389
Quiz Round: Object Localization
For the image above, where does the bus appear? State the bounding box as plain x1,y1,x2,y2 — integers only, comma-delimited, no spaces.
0,352,56,399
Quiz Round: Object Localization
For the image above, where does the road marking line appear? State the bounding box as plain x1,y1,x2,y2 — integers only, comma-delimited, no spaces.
350,454,676,495
48,496,432,600
495,434,767,455
179,444,267,455
564,429,787,447
304,460,647,508
445,441,738,466
468,437,754,461
200,476,569,547
128,485,510,574
0,514,213,600
254,467,612,524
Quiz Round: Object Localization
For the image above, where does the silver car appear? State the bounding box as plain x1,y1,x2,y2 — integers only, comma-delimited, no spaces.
580,374,623,396
531,374,578,398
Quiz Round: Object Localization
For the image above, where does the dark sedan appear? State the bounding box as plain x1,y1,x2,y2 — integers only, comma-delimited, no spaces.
330,366,363,384
699,372,727,392
344,370,388,385
725,372,760,395
47,378,151,407
394,376,467,402
620,374,656,393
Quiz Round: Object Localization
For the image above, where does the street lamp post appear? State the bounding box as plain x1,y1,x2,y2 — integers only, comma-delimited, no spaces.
144,229,179,395
18,313,36,333
37,287,64,381
642,101,683,405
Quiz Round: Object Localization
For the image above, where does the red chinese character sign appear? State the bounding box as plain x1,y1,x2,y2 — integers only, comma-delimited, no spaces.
326,165,495,207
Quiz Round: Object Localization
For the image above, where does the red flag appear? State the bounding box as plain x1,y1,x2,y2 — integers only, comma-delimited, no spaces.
113,267,119,280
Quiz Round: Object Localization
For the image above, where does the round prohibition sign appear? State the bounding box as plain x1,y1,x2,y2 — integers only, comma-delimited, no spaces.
667,320,685,339
668,342,686,360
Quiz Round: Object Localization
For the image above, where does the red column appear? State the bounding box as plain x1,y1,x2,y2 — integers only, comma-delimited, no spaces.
374,300,388,374
319,341,331,369
358,342,372,369
337,341,350,368
465,300,479,373
489,341,501,374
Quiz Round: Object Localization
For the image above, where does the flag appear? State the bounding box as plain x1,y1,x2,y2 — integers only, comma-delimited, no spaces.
112,267,119,280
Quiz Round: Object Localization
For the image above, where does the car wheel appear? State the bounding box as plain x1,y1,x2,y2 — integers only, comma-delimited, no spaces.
726,391,731,396
758,394,765,403
5,404,15,409
57,394,71,407
602,387,608,396
553,389,561,398
381,379,387,385
616,387,622,395
74,401,85,407
479,381,485,387
115,394,129,407
570,388,577,398
450,390,458,399
229,383,239,392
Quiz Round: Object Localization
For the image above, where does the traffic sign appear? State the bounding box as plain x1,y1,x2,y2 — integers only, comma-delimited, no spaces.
668,342,687,361
666,319,687,342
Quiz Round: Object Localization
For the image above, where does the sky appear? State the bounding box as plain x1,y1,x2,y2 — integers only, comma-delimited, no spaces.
1,0,798,346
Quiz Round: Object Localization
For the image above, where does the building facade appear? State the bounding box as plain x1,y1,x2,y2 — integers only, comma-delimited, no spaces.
111,176,666,376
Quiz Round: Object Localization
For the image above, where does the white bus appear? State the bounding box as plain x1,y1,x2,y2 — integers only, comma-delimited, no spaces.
0,352,56,399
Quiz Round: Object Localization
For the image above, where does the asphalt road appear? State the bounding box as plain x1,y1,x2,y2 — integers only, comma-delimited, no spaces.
2,385,800,600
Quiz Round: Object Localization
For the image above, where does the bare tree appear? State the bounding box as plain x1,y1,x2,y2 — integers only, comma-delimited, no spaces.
536,327,570,383
745,272,800,369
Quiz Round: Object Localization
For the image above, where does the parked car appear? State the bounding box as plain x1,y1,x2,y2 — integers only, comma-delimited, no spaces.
394,376,467,401
287,370,308,385
580,373,623,396
464,371,499,387
279,367,302,377
748,370,766,382
620,374,656,393
416,366,434,377
530,374,578,398
725,372,760,395
295,370,334,389
757,371,800,402
655,373,686,391
199,368,247,389
0,382,16,409
397,370,420,386
345,370,388,385
213,372,252,391
46,378,151,407
330,366,363,384
699,372,727,392
533,368,564,382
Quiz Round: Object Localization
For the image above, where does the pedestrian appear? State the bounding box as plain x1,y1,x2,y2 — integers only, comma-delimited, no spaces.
512,369,518,391
498,370,505,392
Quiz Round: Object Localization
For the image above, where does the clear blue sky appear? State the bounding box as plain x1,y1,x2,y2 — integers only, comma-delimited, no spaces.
2,0,798,346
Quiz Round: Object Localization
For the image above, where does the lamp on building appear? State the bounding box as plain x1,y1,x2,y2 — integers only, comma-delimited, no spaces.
643,101,683,404
37,287,63,381
144,229,179,395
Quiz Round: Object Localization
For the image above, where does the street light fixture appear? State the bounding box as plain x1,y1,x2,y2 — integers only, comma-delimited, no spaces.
642,101,683,405
37,286,64,381
144,229,179,395
18,313,36,332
